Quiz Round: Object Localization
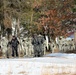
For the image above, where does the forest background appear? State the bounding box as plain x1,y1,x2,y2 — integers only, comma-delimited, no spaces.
0,0,76,41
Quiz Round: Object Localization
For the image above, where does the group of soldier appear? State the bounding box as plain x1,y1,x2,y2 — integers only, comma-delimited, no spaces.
0,33,75,58
0,33,45,58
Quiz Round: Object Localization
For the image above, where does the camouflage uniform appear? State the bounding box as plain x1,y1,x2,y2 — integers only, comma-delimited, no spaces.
32,34,44,57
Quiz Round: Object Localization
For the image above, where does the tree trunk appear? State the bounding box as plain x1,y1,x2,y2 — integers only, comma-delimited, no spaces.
30,10,34,35
74,31,76,49
17,18,20,37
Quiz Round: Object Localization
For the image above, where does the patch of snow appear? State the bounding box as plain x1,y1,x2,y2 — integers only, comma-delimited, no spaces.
66,37,72,40
0,53,76,75
45,53,76,59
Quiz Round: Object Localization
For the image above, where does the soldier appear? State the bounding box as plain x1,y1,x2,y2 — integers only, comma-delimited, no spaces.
10,36,19,57
7,41,12,58
32,33,44,57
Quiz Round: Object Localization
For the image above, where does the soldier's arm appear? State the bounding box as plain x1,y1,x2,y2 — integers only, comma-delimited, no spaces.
41,36,45,44
17,40,19,45
7,41,11,47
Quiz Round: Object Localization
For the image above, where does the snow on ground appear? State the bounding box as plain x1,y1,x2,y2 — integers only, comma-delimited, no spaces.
0,53,76,75
45,53,76,59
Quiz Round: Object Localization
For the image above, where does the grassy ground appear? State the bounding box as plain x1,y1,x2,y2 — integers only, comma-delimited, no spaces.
46,49,76,54
66,50,76,53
